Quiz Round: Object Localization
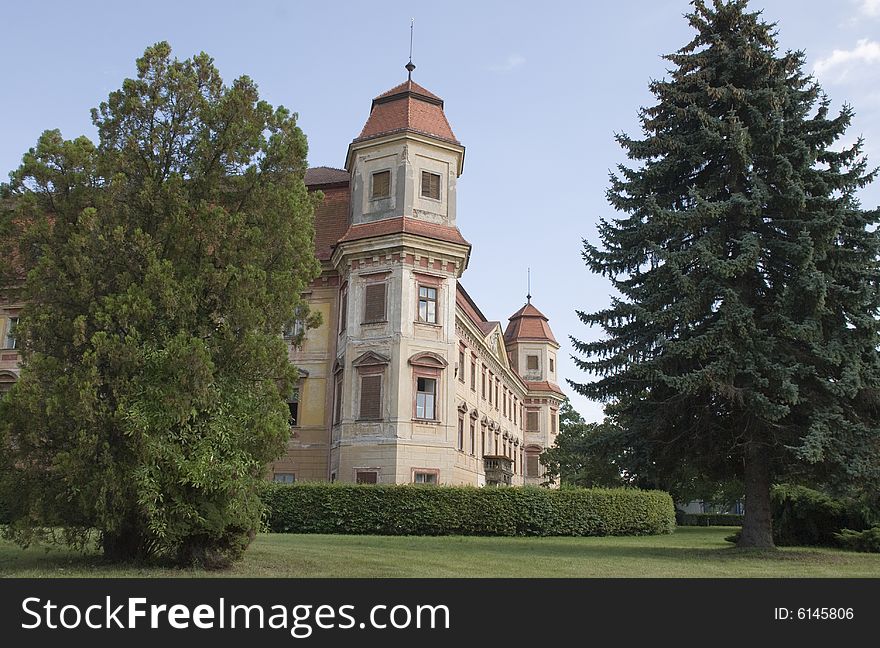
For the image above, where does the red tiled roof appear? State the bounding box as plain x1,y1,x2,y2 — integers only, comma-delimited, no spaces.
305,166,350,187
523,380,566,397
337,216,470,248
355,80,458,144
312,184,351,261
504,301,559,345
375,80,442,102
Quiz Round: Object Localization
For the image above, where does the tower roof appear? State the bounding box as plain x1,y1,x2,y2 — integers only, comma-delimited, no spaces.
354,79,459,145
503,301,559,345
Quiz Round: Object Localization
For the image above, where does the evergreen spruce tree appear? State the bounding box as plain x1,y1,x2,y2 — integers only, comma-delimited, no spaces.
572,0,880,547
0,43,320,566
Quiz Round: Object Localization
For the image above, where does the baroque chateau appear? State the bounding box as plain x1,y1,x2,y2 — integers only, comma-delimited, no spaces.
0,70,566,487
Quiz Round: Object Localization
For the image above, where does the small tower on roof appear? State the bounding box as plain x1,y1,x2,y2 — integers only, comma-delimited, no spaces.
504,293,565,486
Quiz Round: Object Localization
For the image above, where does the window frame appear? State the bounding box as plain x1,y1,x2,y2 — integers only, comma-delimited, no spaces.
370,169,392,200
415,376,438,421
417,284,438,324
412,468,439,485
3,317,18,350
420,170,441,200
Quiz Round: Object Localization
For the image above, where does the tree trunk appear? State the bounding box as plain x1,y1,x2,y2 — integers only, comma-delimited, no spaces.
102,527,145,562
738,443,775,549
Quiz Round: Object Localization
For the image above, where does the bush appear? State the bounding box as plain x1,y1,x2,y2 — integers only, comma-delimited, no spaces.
834,527,880,553
771,484,868,547
260,483,675,537
675,512,743,527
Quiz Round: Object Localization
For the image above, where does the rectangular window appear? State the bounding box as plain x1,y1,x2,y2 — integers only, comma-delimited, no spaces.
549,357,555,373
526,455,539,478
527,411,539,432
333,374,343,424
273,473,295,484
359,374,382,420
418,285,437,323
551,411,558,434
513,398,518,425
339,287,348,333
3,317,18,350
356,470,378,484
503,391,508,418
413,471,438,484
481,428,486,456
527,355,539,371
364,283,387,323
420,170,441,200
288,391,299,428
470,360,477,391
470,422,476,456
458,349,465,383
488,374,493,405
415,377,436,420
495,380,499,408
458,417,465,451
371,170,391,199
481,369,486,399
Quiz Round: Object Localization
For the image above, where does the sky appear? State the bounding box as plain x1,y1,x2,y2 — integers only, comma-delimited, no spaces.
2,0,879,422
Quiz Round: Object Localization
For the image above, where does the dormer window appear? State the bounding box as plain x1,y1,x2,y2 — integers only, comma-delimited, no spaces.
421,171,441,200
371,170,391,199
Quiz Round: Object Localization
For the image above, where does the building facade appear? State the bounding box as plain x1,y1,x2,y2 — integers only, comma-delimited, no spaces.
269,75,565,486
0,73,566,487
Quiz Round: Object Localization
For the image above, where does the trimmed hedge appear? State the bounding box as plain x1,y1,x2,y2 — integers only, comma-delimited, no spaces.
260,483,675,537
772,484,868,547
676,512,743,527
835,527,880,553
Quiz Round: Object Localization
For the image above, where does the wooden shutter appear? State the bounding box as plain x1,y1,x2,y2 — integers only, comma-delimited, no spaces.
527,355,539,371
356,471,378,484
421,171,440,199
527,455,539,477
359,374,382,419
371,170,390,198
527,411,539,432
364,283,386,322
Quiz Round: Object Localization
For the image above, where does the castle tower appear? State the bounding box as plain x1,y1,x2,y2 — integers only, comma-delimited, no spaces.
504,297,565,485
328,70,472,484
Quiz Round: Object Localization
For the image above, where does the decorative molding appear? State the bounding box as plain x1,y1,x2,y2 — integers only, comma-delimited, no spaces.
408,351,449,369
352,351,390,367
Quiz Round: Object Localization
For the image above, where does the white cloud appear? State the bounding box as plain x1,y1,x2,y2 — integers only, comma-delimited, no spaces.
813,39,880,83
859,0,880,17
485,54,525,73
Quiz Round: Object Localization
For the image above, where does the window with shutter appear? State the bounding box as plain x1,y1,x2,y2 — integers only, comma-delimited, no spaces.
359,374,382,420
333,374,343,424
421,171,441,199
364,283,386,323
371,170,391,199
339,287,348,332
526,454,539,477
527,355,539,371
356,471,378,484
527,411,539,432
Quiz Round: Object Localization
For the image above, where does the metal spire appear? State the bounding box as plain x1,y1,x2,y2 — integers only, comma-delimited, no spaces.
405,18,416,80
527,267,531,304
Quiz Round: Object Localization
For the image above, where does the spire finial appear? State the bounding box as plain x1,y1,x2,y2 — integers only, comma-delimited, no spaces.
406,18,416,80
527,267,531,304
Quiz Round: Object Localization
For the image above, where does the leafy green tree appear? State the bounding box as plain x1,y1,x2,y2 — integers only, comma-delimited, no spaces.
539,400,629,488
0,42,320,567
572,0,880,547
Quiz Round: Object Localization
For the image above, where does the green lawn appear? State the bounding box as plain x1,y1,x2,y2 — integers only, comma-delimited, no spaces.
1,527,878,578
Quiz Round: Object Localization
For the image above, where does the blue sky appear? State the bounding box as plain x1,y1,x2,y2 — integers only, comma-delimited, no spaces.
2,0,879,422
